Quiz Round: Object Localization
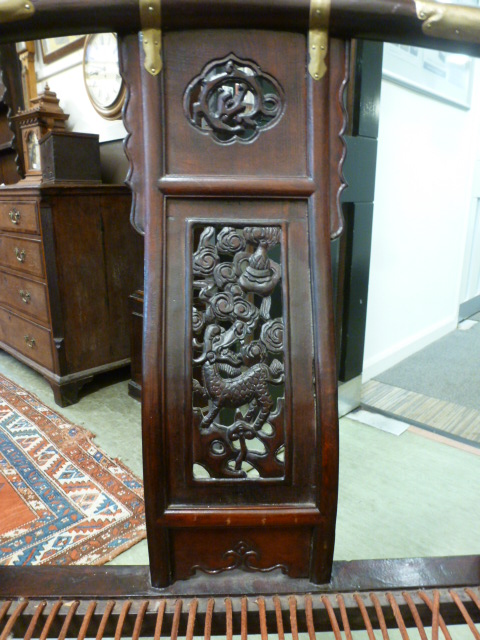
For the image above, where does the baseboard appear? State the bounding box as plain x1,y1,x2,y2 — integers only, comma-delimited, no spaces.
459,294,480,321
362,316,457,382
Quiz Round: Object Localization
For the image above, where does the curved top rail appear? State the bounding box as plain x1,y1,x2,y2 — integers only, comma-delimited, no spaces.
1,0,480,58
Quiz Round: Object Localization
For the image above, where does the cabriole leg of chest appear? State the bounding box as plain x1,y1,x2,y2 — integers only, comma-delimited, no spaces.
120,29,348,589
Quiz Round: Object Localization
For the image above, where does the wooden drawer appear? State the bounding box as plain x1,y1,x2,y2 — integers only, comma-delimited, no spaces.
0,234,44,278
0,306,54,370
0,201,39,234
0,270,49,325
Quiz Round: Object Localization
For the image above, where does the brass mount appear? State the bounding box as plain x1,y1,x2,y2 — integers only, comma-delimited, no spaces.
0,0,35,23
139,0,162,76
416,0,480,44
308,0,330,80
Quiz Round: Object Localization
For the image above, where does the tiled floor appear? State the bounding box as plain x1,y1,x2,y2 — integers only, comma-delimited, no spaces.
1,349,480,568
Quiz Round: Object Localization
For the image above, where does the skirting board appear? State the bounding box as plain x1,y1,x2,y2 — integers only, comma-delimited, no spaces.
459,294,480,322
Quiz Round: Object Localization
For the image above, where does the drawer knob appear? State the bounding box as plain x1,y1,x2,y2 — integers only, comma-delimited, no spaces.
14,247,26,263
8,208,20,225
24,335,36,349
19,289,31,304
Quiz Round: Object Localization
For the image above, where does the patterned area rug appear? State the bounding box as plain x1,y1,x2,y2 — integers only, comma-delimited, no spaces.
0,374,145,565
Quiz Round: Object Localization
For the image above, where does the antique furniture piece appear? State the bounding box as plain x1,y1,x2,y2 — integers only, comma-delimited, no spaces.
0,43,25,183
11,85,68,181
2,0,480,638
40,130,101,183
128,288,143,400
119,24,346,586
0,82,142,406
0,77,20,184
0,182,143,406
119,28,345,587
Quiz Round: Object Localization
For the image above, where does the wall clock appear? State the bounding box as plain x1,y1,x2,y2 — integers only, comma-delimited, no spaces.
83,33,125,120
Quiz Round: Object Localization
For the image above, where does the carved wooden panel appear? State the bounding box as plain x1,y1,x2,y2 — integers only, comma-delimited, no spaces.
192,224,285,480
164,198,323,510
172,527,312,579
120,30,348,587
163,30,308,178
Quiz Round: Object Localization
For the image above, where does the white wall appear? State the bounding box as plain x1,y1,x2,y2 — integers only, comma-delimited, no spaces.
363,62,480,380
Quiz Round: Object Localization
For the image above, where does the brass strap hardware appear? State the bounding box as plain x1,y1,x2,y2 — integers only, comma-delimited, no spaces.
14,247,26,263
139,0,162,76
9,208,20,224
0,0,34,24
24,335,36,348
308,0,330,80
19,289,31,304
416,0,480,44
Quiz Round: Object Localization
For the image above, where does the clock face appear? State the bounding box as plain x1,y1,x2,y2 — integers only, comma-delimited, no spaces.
26,131,40,171
83,33,125,119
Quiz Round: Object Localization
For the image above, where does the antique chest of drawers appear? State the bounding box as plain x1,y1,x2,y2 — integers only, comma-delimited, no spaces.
0,183,143,406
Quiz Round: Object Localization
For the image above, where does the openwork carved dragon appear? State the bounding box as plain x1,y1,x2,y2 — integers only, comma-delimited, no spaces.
192,225,286,479
194,322,284,430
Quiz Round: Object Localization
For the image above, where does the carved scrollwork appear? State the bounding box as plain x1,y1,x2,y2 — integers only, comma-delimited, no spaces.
192,540,288,575
184,55,285,144
192,224,286,480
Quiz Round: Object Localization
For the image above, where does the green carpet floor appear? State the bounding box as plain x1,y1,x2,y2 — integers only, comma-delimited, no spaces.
1,349,479,565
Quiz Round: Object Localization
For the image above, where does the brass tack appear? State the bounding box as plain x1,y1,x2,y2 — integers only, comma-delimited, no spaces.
320,45,325,50
455,28,460,35
144,39,149,44
420,11,425,18
315,73,319,78
312,45,316,50
148,4,154,10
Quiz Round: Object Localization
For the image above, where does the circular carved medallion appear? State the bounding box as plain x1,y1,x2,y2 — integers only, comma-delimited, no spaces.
184,54,285,144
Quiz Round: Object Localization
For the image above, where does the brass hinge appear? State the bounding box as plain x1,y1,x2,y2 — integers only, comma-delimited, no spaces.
0,0,35,24
139,0,162,76
308,0,331,80
416,0,480,43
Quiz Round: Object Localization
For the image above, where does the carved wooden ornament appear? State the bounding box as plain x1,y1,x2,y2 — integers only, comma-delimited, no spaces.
192,224,285,479
184,55,285,144
120,28,348,587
